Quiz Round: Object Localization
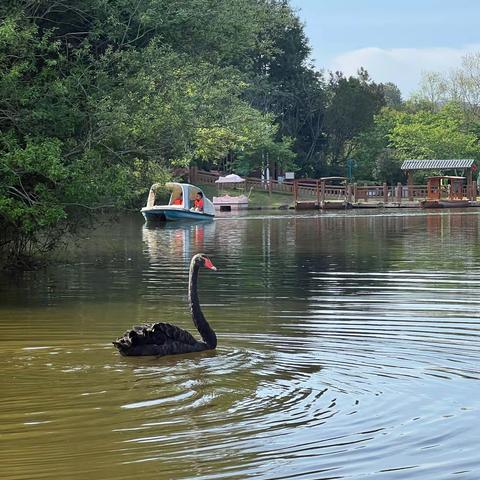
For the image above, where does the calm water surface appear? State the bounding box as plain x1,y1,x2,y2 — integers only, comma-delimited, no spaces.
1,210,479,479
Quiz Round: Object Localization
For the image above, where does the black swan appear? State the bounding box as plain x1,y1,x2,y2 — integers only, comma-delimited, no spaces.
113,254,217,356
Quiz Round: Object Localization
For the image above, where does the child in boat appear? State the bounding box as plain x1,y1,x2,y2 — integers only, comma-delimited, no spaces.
172,193,183,206
193,192,204,212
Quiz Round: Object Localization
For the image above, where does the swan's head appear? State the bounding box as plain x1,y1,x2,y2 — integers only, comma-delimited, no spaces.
194,253,217,271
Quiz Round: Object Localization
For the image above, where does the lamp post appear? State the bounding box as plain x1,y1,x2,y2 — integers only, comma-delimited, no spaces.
347,158,356,181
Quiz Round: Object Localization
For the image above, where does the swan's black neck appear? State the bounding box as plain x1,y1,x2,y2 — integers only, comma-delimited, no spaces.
189,260,217,349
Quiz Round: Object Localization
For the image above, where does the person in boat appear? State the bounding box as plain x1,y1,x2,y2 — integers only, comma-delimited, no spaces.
172,192,183,206
192,192,204,212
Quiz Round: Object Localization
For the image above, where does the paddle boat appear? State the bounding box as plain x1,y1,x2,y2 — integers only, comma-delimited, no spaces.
141,182,215,222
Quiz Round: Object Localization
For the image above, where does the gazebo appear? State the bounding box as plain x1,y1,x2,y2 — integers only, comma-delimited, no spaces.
400,159,477,201
213,173,248,211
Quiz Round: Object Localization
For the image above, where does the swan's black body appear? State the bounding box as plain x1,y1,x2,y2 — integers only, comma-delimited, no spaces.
113,254,217,356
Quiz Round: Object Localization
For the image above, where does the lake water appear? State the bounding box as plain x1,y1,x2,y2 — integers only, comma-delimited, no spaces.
1,209,479,480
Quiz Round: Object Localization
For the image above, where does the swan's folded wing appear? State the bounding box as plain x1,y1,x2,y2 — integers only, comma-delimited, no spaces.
151,322,199,345
113,322,205,356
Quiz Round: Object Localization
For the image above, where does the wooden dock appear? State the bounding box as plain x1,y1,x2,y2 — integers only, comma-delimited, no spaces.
191,168,478,210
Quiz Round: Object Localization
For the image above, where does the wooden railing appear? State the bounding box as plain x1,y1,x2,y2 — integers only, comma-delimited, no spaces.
194,168,295,194
191,168,477,203
196,170,218,184
245,177,294,194
355,184,428,202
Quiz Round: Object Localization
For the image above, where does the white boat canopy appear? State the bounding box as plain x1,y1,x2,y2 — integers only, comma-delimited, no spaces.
145,182,215,216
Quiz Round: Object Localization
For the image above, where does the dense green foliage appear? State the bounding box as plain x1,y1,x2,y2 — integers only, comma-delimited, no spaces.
352,54,480,184
0,0,301,264
354,70,480,184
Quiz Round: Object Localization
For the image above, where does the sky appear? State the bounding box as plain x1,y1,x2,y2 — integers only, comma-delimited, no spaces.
290,0,480,97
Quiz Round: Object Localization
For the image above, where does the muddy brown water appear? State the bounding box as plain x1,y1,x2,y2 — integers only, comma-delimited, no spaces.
1,210,479,479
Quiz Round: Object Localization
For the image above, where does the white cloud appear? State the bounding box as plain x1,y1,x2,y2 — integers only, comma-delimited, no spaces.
328,45,480,97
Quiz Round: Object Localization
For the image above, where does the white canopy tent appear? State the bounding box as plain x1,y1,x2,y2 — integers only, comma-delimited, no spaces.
215,173,246,193
215,174,245,184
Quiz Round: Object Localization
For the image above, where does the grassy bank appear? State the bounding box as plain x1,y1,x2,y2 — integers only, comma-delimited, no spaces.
198,184,294,209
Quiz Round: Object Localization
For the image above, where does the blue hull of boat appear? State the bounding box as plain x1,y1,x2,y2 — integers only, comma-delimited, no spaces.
142,209,214,222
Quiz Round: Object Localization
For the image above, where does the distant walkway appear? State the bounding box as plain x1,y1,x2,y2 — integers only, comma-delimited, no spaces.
190,168,479,209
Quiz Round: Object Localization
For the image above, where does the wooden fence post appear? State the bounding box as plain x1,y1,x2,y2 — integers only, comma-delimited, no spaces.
467,169,474,200
383,182,388,203
320,180,326,204
407,171,413,201
346,183,352,203
396,182,402,204
353,183,358,203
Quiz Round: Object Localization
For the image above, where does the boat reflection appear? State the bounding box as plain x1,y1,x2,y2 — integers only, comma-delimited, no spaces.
142,221,216,264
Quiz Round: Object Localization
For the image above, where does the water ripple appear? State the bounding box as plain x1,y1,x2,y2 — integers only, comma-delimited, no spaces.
1,212,480,479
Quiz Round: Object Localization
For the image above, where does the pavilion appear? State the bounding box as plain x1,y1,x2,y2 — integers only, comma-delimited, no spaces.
400,159,477,201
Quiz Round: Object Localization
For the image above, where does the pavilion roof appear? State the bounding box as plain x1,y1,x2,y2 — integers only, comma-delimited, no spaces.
400,159,475,170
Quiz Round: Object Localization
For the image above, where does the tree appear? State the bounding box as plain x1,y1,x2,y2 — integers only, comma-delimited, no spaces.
413,53,480,118
381,82,403,109
412,71,448,110
388,103,480,161
323,69,385,169
245,12,327,177
0,0,298,266
234,135,295,176
373,148,403,184
354,107,403,182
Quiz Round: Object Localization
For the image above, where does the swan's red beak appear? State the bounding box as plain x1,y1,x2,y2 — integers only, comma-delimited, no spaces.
204,258,217,271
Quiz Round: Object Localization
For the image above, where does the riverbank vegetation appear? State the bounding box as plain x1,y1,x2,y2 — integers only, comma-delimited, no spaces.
354,56,480,184
1,1,480,267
